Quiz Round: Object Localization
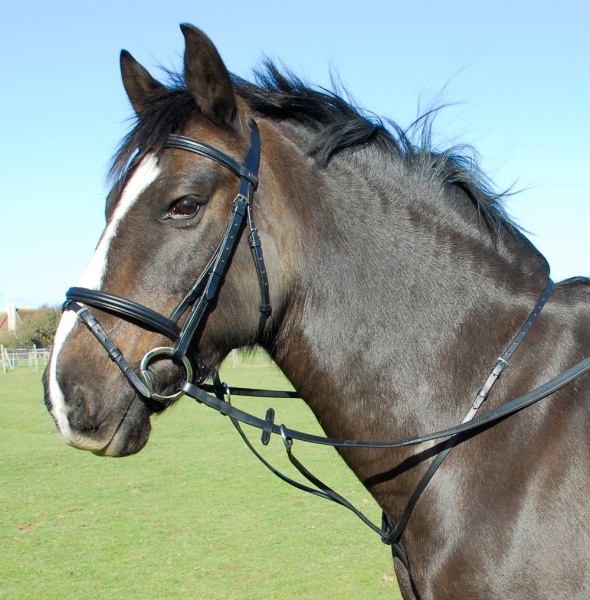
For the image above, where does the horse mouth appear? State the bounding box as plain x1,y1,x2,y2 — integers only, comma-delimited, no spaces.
91,422,151,457
48,393,154,458
45,346,185,458
91,396,154,457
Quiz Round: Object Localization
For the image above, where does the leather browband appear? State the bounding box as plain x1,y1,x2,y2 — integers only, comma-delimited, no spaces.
166,134,259,187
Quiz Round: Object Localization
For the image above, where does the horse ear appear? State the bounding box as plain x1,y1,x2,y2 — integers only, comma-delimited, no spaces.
180,24,237,127
120,50,164,117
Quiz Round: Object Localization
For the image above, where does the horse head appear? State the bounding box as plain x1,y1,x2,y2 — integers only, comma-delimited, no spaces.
44,25,289,456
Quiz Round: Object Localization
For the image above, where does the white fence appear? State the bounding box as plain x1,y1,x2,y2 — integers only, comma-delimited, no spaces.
0,346,275,374
1,345,51,373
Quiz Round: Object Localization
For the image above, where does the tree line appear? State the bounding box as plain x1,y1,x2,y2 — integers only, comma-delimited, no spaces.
0,306,61,348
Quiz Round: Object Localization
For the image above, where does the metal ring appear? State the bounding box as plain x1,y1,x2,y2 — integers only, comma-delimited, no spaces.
222,381,231,403
280,424,293,451
138,347,193,403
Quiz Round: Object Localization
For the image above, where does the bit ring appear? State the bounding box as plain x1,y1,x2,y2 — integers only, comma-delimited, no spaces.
138,347,193,403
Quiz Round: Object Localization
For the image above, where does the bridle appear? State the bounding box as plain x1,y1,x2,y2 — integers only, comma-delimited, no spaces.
65,119,269,401
62,118,590,566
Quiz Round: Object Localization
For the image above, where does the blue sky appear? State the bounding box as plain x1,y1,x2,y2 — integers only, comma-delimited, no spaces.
2,1,589,308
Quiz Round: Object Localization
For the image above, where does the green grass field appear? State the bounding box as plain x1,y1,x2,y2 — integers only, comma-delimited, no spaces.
1,358,401,599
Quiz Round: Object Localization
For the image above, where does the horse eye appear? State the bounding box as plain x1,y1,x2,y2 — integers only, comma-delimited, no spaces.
166,196,201,220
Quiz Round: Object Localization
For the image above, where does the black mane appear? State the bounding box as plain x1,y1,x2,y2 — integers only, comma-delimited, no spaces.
110,62,517,236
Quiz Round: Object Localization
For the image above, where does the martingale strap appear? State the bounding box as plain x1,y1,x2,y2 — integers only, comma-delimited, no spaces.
180,338,590,543
187,281,556,451
178,279,584,545
379,280,556,545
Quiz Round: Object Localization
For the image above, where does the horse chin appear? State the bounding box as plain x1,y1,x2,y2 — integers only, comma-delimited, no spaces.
92,413,152,457
68,395,154,458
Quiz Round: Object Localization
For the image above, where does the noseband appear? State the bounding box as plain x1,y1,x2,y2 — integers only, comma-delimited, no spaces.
65,120,269,401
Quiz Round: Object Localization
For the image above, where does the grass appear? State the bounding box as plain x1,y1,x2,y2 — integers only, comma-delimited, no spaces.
1,359,401,599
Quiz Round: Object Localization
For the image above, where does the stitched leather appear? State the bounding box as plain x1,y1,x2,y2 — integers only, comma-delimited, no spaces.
166,135,259,186
181,348,590,452
66,288,181,340
66,300,152,398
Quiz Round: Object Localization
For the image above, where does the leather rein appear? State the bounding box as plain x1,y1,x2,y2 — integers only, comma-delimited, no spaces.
63,119,590,549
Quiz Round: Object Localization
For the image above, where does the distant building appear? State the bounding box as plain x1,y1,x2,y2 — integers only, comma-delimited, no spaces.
0,304,35,332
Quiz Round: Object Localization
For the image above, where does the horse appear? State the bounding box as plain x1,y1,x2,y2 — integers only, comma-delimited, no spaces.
44,24,590,599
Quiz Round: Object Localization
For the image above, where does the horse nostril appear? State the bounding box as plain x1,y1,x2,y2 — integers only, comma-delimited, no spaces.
68,389,101,434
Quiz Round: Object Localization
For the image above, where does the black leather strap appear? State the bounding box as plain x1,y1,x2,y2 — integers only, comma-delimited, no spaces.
166,135,259,187
183,350,590,451
166,119,270,356
65,300,152,398
380,279,556,545
199,383,299,398
66,287,181,340
238,121,271,330
179,279,563,544
382,435,458,545
181,343,590,546
65,120,270,392
204,372,388,537
169,248,219,322
171,195,250,359
500,279,554,363
238,119,261,195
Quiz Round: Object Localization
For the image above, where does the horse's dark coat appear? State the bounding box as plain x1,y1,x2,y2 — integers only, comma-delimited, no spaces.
45,25,590,599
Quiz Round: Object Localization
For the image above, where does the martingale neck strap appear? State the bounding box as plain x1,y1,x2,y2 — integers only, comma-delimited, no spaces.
376,279,555,545
181,279,563,545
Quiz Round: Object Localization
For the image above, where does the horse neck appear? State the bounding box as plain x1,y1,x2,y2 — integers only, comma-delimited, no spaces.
265,139,550,445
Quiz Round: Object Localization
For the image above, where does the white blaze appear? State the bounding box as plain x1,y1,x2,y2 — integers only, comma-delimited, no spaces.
47,156,160,442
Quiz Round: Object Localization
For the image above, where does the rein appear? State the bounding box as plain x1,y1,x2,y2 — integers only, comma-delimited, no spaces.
62,122,590,550
181,278,579,546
